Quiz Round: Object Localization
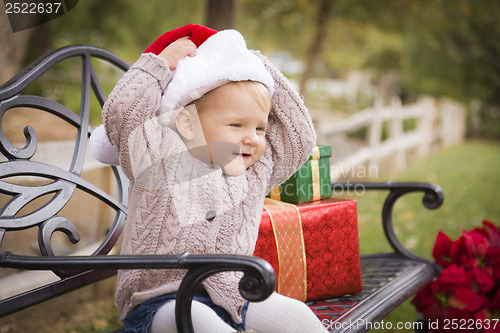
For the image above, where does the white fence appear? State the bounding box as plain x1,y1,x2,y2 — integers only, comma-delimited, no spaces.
316,96,467,181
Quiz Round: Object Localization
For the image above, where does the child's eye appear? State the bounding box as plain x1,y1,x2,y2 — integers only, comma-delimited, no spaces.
230,123,241,128
256,127,266,133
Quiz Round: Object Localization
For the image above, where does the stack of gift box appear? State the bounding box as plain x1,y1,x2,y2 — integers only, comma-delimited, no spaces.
254,145,362,302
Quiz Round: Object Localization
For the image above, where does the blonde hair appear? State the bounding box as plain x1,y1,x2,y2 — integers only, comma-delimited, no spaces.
193,81,271,114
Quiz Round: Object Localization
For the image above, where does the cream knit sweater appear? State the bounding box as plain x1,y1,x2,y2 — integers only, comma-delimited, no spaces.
103,51,316,323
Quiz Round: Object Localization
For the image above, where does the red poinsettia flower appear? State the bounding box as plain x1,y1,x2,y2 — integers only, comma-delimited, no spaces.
483,221,500,247
471,266,495,294
460,226,497,295
464,228,490,259
491,289,500,312
412,286,473,331
473,308,499,333
430,264,470,293
450,235,473,267
485,247,500,281
433,231,454,268
413,265,478,318
448,287,488,313
473,290,500,333
413,221,500,333
482,221,500,282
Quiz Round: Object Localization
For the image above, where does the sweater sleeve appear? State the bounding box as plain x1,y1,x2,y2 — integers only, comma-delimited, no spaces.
103,53,174,179
252,51,317,192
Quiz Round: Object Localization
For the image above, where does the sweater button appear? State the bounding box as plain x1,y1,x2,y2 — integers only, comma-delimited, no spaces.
205,209,216,221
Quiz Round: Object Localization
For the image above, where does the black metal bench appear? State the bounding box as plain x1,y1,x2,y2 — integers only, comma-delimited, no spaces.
0,45,443,332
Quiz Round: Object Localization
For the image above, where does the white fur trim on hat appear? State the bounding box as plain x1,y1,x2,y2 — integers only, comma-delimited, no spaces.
158,29,274,124
89,124,120,166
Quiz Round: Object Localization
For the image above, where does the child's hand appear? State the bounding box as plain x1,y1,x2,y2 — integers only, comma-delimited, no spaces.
159,37,197,70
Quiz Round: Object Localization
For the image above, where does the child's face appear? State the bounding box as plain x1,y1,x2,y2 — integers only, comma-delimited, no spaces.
190,85,270,176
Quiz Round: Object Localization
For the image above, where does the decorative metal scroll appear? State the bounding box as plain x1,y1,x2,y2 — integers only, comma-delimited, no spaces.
333,181,444,271
0,45,130,277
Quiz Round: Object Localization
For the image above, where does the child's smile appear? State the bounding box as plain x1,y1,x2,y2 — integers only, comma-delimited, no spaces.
236,152,252,158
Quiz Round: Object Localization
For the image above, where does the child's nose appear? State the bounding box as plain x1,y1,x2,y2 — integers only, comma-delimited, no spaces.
242,130,258,146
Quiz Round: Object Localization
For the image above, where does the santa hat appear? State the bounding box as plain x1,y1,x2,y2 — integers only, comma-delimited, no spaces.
144,24,218,54
90,24,274,166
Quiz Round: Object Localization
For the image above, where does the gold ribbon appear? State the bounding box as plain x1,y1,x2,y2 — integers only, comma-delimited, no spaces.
263,198,307,301
269,186,281,201
270,146,322,202
310,146,321,201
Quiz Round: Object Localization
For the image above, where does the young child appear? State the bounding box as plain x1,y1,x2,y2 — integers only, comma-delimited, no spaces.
90,24,327,333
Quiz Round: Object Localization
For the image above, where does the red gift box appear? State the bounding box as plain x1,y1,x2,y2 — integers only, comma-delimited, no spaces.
253,198,362,301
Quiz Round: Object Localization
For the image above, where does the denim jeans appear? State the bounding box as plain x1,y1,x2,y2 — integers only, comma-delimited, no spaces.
121,290,248,332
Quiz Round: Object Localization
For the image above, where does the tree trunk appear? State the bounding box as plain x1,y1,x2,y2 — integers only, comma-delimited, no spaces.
206,0,234,30
0,10,38,85
299,0,332,97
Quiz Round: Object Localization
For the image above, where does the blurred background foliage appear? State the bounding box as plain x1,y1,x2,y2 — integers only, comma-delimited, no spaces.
4,0,497,138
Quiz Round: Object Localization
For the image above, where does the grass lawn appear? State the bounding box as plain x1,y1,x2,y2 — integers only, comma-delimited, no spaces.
334,139,500,332
353,139,500,259
45,139,499,332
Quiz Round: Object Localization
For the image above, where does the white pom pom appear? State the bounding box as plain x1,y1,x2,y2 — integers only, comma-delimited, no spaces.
89,124,120,166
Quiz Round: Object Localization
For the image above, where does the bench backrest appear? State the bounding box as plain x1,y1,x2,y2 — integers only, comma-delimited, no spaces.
0,45,130,316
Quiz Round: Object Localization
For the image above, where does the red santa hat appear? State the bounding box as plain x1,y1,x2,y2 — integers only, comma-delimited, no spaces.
144,24,218,54
155,25,274,123
90,24,274,166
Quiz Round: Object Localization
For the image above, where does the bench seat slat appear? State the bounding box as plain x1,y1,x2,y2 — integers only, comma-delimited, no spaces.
0,269,116,317
308,255,437,332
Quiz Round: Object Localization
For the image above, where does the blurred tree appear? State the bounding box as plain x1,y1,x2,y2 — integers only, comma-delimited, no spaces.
18,0,236,64
0,9,39,85
206,0,234,30
298,0,332,96
23,0,205,63
345,0,500,136
401,1,500,107
320,0,500,108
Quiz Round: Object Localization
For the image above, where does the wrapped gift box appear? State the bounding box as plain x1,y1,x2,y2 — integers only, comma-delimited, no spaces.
268,145,332,204
253,198,362,302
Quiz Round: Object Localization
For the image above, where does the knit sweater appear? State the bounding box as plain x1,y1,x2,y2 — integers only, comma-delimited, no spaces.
103,52,316,323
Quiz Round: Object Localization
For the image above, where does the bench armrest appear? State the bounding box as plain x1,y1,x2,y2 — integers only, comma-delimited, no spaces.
332,181,444,273
0,251,276,333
